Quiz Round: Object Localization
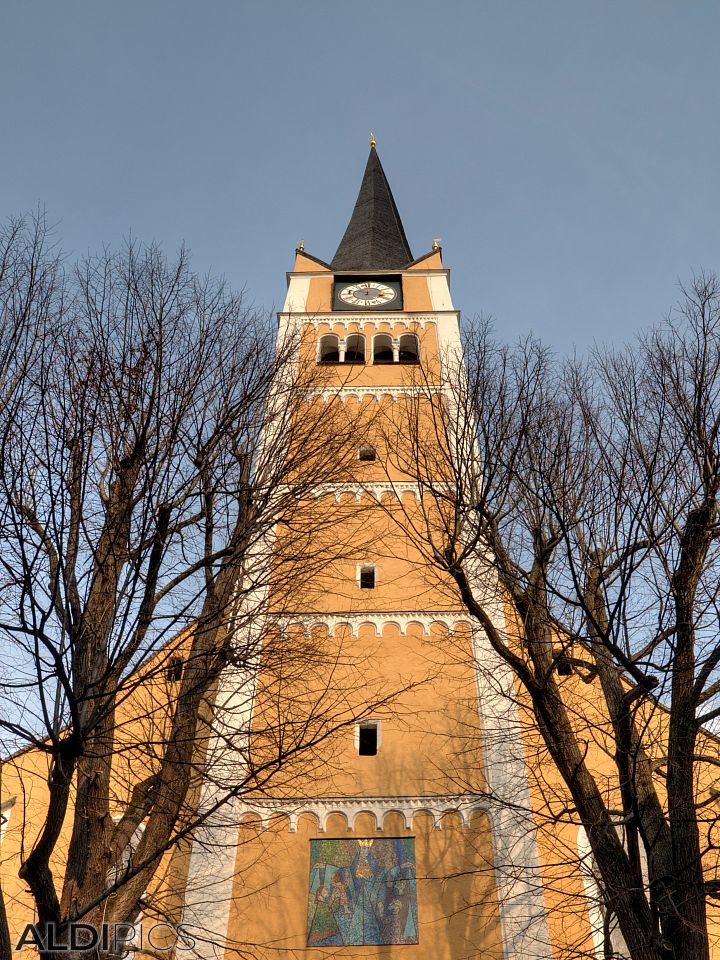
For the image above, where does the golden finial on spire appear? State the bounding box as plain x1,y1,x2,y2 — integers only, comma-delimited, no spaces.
298,239,305,252
432,237,442,251
369,132,377,149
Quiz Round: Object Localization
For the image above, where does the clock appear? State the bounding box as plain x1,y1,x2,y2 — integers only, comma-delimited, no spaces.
333,278,402,310
339,281,397,307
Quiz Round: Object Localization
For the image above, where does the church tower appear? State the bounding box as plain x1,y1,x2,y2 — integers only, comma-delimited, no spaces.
183,143,551,960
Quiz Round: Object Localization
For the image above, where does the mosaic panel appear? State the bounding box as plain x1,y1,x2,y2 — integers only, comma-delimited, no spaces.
307,837,418,946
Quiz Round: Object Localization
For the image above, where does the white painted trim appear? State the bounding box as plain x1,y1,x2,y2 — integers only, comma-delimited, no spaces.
280,312,456,328
180,664,260,959
107,819,145,886
308,481,424,503
282,276,311,313
370,331,394,364
469,609,552,959
356,562,378,588
357,444,377,462
303,384,448,403
578,825,606,957
398,331,421,363
344,332,366,359
354,719,382,753
316,332,339,362
181,522,284,954
0,797,15,845
578,823,634,958
275,610,472,637
428,275,455,311
234,793,486,833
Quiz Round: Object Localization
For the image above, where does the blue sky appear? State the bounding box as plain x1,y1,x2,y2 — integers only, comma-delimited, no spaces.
1,0,719,350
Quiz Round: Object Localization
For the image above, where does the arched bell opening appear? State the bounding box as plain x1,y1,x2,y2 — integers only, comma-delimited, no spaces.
398,333,420,364
344,334,366,364
373,333,394,364
318,334,340,363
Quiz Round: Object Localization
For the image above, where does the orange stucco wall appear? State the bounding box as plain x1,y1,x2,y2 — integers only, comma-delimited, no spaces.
400,276,432,311
224,811,502,960
222,298,504,958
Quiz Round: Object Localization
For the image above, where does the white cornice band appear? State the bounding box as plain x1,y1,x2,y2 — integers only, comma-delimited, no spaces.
302,384,447,402
235,793,488,833
308,481,422,502
275,610,472,637
276,481,449,503
279,311,460,328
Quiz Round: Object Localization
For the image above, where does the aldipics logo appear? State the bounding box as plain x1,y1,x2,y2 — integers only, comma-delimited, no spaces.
15,921,196,954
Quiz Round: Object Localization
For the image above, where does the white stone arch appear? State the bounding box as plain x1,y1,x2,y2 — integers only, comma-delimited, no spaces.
398,332,421,364
350,809,379,832
304,384,447,404
343,333,366,364
290,313,439,331
317,333,340,363
372,332,395,364
409,807,437,830
438,808,466,831
275,611,478,639
237,811,264,831
322,810,350,833
293,810,322,833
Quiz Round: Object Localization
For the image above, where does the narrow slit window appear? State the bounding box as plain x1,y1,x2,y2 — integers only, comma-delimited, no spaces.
359,565,376,589
358,446,376,462
358,724,378,756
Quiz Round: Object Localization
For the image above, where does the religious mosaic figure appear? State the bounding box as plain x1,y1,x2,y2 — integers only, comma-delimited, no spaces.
307,837,419,946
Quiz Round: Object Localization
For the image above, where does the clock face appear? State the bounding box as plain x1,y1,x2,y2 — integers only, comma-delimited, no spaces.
338,281,398,308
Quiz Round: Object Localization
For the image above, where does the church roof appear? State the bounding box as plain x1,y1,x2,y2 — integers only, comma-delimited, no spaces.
331,145,413,272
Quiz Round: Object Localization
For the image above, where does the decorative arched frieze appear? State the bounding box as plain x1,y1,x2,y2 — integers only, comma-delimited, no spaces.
276,610,472,638
233,794,487,833
289,313,439,331
310,481,422,503
302,385,447,403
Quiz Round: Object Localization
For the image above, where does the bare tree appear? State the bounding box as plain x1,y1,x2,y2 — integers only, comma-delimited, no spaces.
387,279,720,960
0,221,389,958
0,213,64,960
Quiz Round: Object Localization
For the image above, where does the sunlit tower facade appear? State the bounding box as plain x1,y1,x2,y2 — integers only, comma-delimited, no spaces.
183,143,551,960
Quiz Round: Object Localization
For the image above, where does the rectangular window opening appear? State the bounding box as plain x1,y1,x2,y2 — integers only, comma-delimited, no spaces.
166,657,183,683
358,724,378,756
359,565,376,589
555,654,572,676
358,446,377,462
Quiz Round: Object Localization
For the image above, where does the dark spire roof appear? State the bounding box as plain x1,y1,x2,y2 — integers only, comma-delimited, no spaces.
331,146,413,271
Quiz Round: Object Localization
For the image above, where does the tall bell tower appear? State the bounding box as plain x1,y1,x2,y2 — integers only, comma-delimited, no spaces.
183,142,551,960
